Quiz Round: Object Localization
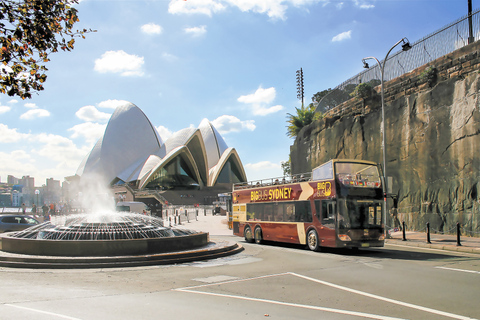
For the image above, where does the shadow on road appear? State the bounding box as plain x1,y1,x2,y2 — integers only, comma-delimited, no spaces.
242,240,471,261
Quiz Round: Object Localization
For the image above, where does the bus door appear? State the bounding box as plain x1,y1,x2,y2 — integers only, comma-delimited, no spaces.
315,200,337,247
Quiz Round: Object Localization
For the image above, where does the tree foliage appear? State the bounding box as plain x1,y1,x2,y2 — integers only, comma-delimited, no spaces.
286,103,321,138
0,0,92,99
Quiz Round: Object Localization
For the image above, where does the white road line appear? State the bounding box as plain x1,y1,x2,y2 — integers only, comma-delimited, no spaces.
5,304,82,320
175,287,406,320
175,272,478,320
436,266,480,274
290,272,477,320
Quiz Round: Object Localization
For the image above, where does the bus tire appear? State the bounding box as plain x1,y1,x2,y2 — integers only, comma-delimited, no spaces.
307,229,320,252
244,225,254,243
254,227,263,244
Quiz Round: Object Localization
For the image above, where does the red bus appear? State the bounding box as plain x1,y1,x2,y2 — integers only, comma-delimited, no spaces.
232,159,385,251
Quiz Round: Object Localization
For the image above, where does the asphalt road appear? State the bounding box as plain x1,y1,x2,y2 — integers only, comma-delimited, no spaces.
0,237,479,320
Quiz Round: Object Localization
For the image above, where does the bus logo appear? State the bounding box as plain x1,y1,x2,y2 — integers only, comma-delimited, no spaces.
317,181,332,197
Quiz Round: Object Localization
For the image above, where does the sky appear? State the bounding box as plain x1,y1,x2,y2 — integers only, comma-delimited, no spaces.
0,0,476,186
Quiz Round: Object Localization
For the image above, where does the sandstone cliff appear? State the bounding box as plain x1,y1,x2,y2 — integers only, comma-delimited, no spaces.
290,42,480,235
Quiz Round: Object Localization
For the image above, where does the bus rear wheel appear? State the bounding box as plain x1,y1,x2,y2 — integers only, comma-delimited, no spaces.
244,225,254,243
254,227,263,244
307,229,320,252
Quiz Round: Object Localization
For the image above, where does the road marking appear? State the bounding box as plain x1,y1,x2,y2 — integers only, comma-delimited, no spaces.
436,266,480,274
5,304,82,320
176,287,405,319
175,272,478,320
290,273,477,320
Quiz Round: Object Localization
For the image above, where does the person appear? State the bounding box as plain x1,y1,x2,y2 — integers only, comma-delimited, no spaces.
31,203,37,214
21,203,26,214
42,204,48,217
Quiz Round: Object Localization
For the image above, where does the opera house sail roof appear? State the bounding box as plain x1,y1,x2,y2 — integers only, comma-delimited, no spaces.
76,102,247,190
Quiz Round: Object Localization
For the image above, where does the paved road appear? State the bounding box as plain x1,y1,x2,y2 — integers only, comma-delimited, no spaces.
0,235,479,320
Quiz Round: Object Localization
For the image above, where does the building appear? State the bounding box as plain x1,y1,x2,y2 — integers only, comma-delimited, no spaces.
73,102,247,206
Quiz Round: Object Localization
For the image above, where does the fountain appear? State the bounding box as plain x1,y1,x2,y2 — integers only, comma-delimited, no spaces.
0,178,242,268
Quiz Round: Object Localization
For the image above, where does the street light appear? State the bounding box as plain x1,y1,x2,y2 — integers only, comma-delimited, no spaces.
35,189,40,206
362,37,411,237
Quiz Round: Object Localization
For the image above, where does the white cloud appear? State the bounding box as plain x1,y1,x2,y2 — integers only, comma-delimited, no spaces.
98,99,130,109
0,124,29,143
332,30,352,42
162,52,179,62
0,150,37,178
0,105,11,114
168,0,226,16
94,50,145,77
244,161,283,181
8,99,18,104
20,108,50,120
169,0,319,20
354,0,374,9
238,86,284,116
184,25,207,37
211,115,256,134
69,122,106,145
141,23,163,35
253,104,284,116
225,0,288,20
75,105,111,122
24,103,37,109
156,125,173,140
33,133,90,165
238,86,276,105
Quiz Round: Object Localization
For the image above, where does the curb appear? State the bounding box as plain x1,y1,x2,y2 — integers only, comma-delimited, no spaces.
386,239,480,255
0,240,244,269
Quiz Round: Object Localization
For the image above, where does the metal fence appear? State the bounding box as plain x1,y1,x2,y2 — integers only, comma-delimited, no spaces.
315,8,480,114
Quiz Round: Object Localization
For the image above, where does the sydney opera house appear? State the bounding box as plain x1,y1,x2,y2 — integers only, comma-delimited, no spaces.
74,103,247,205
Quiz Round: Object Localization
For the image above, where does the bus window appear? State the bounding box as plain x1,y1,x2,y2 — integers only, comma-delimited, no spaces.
314,200,336,228
264,203,274,221
294,201,312,222
285,203,295,221
274,202,285,221
338,199,383,229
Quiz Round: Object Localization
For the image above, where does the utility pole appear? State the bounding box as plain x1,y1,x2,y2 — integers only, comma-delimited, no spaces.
296,68,304,107
468,0,474,44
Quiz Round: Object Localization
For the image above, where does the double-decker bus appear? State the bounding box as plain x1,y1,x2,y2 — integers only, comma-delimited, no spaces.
232,159,385,251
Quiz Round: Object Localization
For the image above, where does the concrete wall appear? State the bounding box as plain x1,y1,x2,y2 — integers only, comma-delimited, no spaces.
290,41,480,234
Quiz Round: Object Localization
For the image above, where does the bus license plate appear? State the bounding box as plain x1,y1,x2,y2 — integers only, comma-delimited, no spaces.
361,243,370,248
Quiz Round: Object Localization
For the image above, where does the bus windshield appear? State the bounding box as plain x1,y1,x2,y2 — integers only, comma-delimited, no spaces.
337,199,383,229
335,162,381,187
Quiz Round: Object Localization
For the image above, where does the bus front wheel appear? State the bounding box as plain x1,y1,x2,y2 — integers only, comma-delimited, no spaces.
254,227,263,244
244,226,254,243
307,229,320,252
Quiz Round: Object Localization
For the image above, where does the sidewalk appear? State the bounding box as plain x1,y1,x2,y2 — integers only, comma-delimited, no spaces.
387,230,480,254
166,213,480,254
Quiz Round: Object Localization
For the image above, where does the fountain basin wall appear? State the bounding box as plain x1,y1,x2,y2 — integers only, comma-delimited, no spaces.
0,232,209,257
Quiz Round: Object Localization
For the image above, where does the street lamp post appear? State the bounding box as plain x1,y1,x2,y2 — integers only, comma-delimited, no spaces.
35,189,40,206
362,37,412,237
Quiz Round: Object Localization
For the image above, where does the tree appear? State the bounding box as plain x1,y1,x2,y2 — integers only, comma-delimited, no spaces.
286,103,321,138
281,159,291,176
0,0,92,99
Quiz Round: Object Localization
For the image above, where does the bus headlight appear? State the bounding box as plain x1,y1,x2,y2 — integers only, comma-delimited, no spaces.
338,234,351,241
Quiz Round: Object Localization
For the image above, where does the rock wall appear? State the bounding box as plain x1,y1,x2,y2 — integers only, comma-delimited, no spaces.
290,41,480,235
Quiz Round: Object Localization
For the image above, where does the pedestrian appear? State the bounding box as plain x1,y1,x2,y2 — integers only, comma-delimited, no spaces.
32,203,37,214
21,203,26,214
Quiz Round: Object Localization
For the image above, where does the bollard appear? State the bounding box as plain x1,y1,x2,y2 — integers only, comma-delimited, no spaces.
426,222,431,244
456,223,462,246
196,209,198,221
169,217,172,227
402,221,407,241
185,210,189,223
